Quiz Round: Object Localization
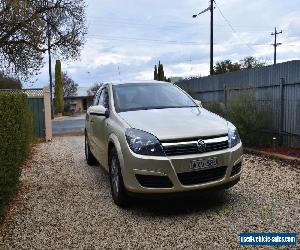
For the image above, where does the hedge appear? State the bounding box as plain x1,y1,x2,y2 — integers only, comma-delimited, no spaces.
0,92,33,220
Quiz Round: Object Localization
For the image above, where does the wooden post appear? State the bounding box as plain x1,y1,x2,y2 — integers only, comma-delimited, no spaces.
43,87,53,141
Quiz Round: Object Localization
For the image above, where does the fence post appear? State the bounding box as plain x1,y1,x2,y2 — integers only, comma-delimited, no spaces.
279,78,285,146
43,87,53,141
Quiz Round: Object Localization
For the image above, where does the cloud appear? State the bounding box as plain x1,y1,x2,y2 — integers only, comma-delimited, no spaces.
27,0,300,88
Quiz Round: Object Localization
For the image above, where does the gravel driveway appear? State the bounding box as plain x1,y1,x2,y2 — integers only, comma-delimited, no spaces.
1,136,299,249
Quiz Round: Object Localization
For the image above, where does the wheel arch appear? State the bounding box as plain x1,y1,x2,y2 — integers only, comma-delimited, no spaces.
107,133,125,173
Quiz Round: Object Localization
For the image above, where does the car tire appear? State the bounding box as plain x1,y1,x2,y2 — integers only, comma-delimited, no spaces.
85,132,97,166
109,147,130,207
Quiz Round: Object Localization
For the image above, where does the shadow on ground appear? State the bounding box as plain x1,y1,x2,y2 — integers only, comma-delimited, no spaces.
93,162,239,217
128,190,237,217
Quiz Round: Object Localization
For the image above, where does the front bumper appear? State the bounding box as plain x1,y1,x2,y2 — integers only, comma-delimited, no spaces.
120,142,243,194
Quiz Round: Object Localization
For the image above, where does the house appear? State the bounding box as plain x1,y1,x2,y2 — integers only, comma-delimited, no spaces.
64,87,94,113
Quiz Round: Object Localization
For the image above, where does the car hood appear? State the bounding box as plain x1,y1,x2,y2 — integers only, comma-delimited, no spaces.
118,107,228,140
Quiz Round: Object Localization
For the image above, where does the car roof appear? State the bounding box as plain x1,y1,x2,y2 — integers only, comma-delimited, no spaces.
95,80,172,96
108,80,170,86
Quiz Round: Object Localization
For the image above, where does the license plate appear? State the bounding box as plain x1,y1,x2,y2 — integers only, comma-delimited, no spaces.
190,157,218,171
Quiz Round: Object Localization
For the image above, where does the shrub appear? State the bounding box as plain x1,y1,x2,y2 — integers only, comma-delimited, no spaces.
205,102,227,118
205,92,271,147
64,102,71,113
0,92,33,220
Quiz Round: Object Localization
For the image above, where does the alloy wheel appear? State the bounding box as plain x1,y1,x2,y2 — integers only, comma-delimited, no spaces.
111,156,119,195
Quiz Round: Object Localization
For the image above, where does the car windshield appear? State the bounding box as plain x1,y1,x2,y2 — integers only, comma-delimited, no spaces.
113,83,197,112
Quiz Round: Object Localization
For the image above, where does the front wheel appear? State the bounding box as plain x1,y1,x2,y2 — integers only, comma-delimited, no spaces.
85,132,97,166
109,148,130,207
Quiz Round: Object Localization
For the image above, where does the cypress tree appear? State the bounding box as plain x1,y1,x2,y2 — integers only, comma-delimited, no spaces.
154,61,169,82
55,60,64,114
157,61,165,81
154,65,158,80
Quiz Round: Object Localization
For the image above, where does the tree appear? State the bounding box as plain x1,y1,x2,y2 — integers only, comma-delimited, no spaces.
154,65,158,80
54,60,64,114
164,77,171,82
87,83,103,96
240,56,267,69
0,0,87,79
213,60,241,74
154,61,169,81
0,72,21,89
157,61,165,81
63,72,78,97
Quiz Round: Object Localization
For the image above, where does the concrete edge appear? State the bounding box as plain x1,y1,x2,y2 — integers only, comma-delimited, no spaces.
244,147,300,162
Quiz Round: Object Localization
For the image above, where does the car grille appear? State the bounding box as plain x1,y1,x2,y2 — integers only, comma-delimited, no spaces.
161,135,229,156
177,166,227,186
230,162,242,176
135,174,173,188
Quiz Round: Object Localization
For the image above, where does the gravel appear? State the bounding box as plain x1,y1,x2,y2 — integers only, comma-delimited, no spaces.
1,136,299,249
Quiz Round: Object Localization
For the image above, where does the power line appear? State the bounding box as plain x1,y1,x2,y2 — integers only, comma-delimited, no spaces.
214,1,256,53
86,34,300,47
87,35,209,45
88,16,273,30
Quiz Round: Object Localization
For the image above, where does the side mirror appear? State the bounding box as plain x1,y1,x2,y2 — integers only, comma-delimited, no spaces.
88,105,109,118
194,99,202,108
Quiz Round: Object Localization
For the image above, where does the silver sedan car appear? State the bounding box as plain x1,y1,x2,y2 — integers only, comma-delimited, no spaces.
85,81,243,207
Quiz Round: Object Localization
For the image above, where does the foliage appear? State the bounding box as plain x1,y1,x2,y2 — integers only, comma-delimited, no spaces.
212,56,268,75
87,83,103,96
213,60,241,74
205,92,271,147
0,92,33,220
157,61,165,81
63,102,71,113
182,75,202,81
240,56,267,69
0,72,22,89
154,65,158,80
54,60,64,113
63,72,78,97
154,61,170,82
168,76,183,83
0,0,87,79
205,102,227,118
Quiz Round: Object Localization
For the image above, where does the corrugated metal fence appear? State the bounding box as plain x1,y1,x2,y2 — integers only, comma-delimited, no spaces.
176,60,300,148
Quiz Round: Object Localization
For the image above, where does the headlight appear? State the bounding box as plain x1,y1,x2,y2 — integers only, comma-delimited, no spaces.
125,128,165,156
228,122,241,148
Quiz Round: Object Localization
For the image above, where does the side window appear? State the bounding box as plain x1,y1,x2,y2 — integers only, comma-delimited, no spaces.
98,87,109,108
93,90,102,106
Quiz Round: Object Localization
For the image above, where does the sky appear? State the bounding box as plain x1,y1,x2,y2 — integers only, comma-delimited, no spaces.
26,0,300,88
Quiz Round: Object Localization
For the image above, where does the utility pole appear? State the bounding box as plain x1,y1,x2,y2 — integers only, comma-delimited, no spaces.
47,22,54,119
271,27,282,65
192,0,214,75
210,0,214,75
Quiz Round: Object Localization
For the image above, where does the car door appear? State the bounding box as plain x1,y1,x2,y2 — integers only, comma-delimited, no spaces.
87,89,101,154
91,86,109,165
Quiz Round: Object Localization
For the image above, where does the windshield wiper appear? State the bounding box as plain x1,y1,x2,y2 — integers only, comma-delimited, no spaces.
119,106,197,112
